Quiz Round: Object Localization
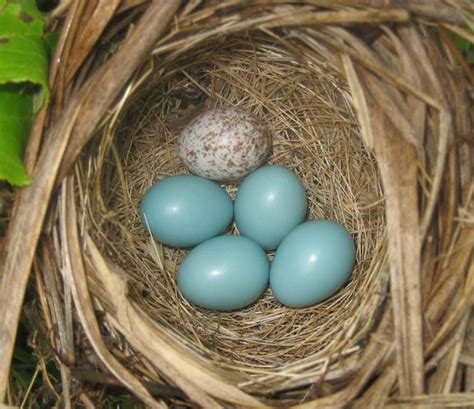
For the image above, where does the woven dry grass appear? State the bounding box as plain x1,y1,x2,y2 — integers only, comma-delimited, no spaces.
83,33,386,377
0,1,473,408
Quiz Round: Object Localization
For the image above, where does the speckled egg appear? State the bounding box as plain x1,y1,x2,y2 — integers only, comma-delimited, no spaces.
178,107,272,181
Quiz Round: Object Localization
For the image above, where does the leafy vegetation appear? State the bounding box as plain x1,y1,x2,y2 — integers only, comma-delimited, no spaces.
0,0,49,186
455,35,474,64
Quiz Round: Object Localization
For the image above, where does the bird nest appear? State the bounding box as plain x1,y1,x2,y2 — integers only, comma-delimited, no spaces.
2,1,472,408
85,32,386,375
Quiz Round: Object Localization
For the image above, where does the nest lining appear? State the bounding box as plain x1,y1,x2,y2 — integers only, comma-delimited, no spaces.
82,33,387,379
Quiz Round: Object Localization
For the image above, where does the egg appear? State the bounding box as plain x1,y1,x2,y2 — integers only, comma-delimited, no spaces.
270,220,356,308
140,175,233,248
179,107,272,181
177,235,270,311
234,165,307,251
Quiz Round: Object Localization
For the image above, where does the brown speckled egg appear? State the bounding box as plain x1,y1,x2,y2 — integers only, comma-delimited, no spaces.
178,107,272,181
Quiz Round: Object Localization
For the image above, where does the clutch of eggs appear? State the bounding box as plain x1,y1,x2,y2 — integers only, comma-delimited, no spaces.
140,106,356,310
179,107,272,181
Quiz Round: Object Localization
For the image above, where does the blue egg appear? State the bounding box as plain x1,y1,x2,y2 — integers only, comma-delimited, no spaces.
234,165,307,251
270,220,356,308
177,235,269,311
140,175,233,248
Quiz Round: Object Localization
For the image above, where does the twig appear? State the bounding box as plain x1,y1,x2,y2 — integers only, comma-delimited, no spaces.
70,368,187,400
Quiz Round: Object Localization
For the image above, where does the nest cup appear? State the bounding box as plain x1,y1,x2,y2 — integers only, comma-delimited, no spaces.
36,2,473,407
89,32,385,376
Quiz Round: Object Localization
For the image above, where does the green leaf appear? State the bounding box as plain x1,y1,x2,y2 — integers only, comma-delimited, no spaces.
0,85,33,186
14,0,47,19
44,31,59,58
0,0,49,110
12,368,32,389
13,345,36,367
0,0,50,186
455,36,470,53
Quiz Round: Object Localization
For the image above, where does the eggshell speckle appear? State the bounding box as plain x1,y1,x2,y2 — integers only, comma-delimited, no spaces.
179,107,272,181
